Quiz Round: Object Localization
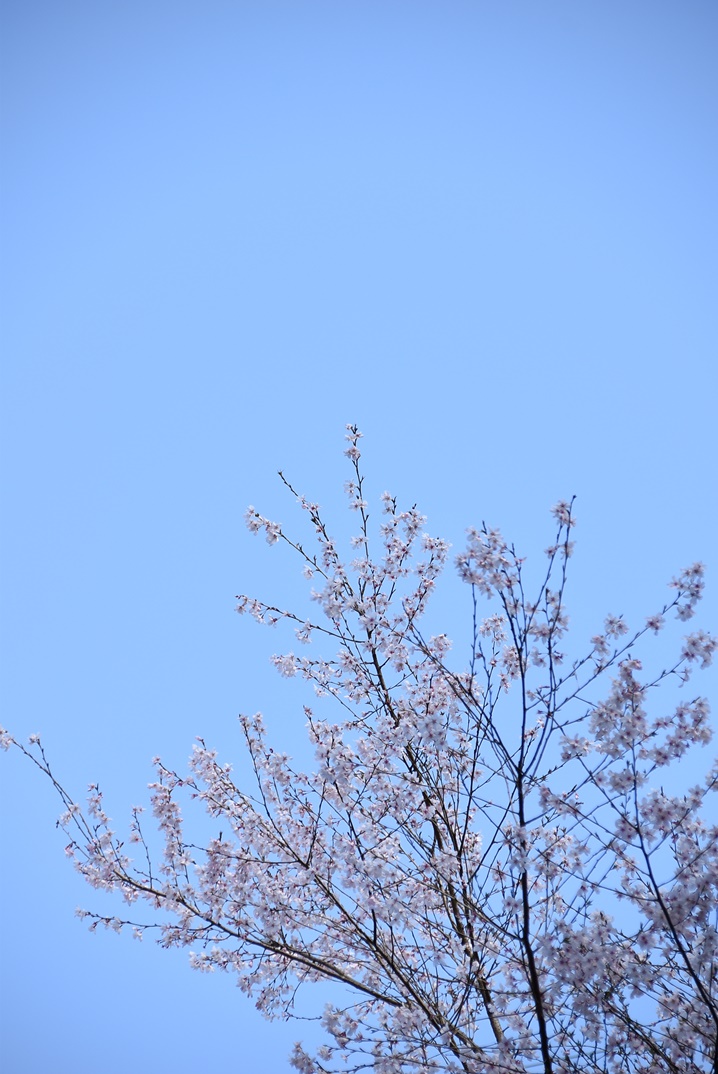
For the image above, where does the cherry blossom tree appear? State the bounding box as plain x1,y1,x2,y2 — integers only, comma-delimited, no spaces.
4,425,718,1074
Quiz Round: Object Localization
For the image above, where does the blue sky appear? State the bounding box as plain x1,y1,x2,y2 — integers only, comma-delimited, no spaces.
1,2,716,1071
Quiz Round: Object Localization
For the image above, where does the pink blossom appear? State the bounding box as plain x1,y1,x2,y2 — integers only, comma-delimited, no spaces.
681,629,718,669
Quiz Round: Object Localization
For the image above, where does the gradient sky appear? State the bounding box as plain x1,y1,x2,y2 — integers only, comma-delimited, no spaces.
1,2,716,1072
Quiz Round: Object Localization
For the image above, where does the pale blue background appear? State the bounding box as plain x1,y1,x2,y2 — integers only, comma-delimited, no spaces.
1,2,716,1071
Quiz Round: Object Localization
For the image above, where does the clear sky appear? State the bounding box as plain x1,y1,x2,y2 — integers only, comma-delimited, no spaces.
1,2,716,1071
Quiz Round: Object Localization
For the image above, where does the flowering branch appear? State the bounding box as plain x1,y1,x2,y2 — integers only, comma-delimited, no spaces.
3,425,717,1074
